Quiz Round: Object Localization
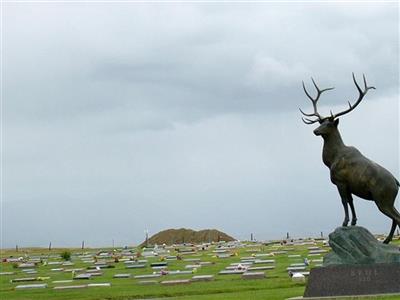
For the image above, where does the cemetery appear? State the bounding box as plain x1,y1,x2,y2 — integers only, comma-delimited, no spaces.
4,3,400,300
3,69,400,300
1,234,399,300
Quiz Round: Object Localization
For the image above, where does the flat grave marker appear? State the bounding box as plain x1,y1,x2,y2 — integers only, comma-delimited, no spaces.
51,268,64,272
52,280,73,284
240,256,256,260
308,249,327,254
134,274,161,279
87,271,102,276
18,263,36,268
290,263,306,267
161,279,191,285
292,272,306,282
73,273,92,280
126,264,146,269
15,284,47,290
151,262,167,267
183,258,200,262
11,277,38,283
248,266,275,271
152,266,168,270
0,272,15,275
241,272,265,280
191,275,214,282
53,285,87,290
287,266,306,271
254,259,275,264
87,283,111,287
185,264,201,269
218,269,246,275
113,274,131,278
166,270,192,275
217,254,231,258
138,280,158,285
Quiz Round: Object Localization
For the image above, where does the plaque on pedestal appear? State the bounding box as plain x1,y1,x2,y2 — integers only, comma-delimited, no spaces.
304,263,400,297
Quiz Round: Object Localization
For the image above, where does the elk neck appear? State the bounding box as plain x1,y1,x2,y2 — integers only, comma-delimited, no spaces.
321,128,345,168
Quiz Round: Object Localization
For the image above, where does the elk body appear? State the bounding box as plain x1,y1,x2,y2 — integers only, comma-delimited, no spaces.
300,74,400,243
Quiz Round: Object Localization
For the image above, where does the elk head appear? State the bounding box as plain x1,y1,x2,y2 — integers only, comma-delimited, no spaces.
300,73,375,137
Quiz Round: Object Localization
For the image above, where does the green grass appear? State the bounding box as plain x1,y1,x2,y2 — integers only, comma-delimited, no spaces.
1,238,399,300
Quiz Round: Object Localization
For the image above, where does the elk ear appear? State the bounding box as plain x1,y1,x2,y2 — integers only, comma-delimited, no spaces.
334,119,339,127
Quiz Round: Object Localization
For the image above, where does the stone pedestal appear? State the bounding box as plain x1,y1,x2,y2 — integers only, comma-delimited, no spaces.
304,226,400,298
323,226,400,266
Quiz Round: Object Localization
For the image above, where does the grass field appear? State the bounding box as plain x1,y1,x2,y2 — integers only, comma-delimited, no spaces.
1,238,399,300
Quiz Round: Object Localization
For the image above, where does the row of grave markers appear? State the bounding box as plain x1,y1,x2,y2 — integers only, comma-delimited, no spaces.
2,239,329,290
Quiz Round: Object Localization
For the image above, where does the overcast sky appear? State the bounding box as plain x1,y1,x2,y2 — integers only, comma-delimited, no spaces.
2,2,399,248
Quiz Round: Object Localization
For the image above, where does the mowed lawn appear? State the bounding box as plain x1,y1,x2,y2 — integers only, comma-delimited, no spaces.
1,238,399,300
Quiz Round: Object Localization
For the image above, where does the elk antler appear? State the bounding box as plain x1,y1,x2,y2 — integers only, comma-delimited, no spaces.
299,78,334,124
331,73,375,119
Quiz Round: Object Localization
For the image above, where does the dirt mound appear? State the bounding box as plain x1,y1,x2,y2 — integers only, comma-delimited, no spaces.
140,228,235,247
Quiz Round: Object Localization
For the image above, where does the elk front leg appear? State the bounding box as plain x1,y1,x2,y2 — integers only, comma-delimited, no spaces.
348,195,357,225
337,185,350,226
341,199,350,226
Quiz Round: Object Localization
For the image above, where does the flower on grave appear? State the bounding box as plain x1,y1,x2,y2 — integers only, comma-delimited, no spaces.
160,269,168,275
37,277,50,281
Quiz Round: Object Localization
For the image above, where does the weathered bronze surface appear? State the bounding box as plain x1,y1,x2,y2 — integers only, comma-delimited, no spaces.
300,74,400,243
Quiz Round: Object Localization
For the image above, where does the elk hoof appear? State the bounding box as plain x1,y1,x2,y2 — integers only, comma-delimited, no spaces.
342,221,349,227
351,219,357,226
383,237,391,244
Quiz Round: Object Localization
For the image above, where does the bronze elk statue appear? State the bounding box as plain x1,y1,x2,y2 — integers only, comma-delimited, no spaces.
300,73,400,244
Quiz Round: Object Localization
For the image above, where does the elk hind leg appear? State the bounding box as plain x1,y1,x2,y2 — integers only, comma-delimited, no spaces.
376,204,400,244
383,219,398,244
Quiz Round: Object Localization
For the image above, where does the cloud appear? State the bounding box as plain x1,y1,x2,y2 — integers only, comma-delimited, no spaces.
3,3,399,247
246,56,309,87
5,3,398,123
